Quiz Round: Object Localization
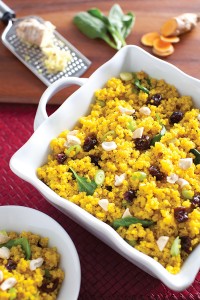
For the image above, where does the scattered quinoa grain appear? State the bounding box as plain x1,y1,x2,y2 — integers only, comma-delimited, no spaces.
37,71,200,275
0,231,64,299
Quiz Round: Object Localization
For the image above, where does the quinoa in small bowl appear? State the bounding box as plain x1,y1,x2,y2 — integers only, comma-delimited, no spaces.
0,206,81,300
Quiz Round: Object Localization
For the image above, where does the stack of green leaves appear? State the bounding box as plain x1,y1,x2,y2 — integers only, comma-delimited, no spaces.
73,4,135,50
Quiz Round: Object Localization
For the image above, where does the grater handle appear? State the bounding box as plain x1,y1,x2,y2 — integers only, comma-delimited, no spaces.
34,77,88,131
0,1,15,24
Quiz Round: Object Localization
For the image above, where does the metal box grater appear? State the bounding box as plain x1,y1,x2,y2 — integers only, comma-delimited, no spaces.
1,1,91,86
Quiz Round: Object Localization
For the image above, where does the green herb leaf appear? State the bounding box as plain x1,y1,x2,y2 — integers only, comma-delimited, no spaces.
109,4,124,22
112,216,154,230
73,12,106,38
1,238,31,260
69,167,97,195
150,125,166,146
88,8,107,23
121,12,135,38
155,113,161,122
74,5,135,50
73,12,118,49
90,4,126,50
44,269,52,279
189,148,200,165
108,4,135,39
134,79,150,94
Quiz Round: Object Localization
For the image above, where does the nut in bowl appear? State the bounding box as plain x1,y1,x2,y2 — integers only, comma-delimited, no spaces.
10,45,200,292
0,206,81,300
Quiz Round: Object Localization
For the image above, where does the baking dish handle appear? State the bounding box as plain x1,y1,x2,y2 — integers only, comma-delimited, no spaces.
34,77,88,131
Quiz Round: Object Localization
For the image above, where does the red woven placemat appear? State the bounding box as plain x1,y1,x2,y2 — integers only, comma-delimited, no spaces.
0,103,200,300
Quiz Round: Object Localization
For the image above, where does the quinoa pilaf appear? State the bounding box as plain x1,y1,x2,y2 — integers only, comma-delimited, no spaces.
0,231,64,299
37,71,200,274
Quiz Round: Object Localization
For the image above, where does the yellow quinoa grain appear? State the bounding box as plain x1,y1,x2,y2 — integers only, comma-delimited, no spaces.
0,231,64,299
37,71,200,274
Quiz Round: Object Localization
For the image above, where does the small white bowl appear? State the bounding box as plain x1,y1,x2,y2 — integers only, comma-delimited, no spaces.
0,205,81,300
10,45,200,291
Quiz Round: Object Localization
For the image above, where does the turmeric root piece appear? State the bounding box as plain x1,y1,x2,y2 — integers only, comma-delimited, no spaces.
161,13,200,37
153,38,174,53
141,32,160,46
160,35,180,43
152,47,174,57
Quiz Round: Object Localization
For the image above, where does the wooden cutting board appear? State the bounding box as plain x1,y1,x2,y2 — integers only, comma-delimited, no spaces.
0,0,200,104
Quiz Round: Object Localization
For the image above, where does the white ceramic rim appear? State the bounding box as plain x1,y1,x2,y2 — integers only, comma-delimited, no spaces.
9,45,200,292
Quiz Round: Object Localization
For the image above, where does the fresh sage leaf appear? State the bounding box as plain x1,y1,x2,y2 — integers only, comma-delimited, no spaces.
69,167,97,195
112,216,154,230
44,269,52,279
134,78,150,94
89,5,126,49
189,148,200,165
109,4,124,21
151,125,166,146
73,12,118,49
107,4,135,48
1,238,31,260
74,5,135,50
108,4,135,39
88,8,107,22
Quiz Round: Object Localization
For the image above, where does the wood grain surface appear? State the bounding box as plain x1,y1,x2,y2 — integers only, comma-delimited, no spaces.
0,0,200,104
